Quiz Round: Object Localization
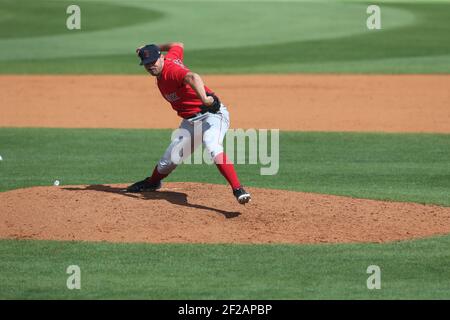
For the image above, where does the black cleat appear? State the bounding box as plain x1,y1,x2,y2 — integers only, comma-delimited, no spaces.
126,178,162,193
233,187,251,204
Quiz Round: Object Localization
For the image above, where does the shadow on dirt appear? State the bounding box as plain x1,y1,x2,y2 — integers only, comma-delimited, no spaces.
63,184,241,219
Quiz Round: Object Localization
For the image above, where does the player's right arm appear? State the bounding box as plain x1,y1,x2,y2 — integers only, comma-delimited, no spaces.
156,42,184,52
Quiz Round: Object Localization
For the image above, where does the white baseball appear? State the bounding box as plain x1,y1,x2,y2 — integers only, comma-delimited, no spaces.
54,180,60,186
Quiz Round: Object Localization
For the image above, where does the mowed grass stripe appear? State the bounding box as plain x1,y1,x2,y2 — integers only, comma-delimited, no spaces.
0,1,449,73
0,128,449,206
0,0,164,39
1,237,450,299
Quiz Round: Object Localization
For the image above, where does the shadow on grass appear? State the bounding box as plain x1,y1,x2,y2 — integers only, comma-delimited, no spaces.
63,184,241,219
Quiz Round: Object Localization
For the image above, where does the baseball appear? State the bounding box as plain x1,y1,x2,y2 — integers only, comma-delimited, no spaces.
53,180,60,186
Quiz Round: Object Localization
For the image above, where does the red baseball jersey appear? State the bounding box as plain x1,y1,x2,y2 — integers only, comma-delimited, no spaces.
156,45,213,118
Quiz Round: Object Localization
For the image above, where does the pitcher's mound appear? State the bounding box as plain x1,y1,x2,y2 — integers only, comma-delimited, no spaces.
1,182,450,244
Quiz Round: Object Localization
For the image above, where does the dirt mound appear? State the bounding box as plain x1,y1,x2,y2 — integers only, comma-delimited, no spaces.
1,182,449,244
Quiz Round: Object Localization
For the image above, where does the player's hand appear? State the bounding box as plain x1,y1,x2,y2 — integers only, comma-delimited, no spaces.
200,93,221,114
202,96,215,106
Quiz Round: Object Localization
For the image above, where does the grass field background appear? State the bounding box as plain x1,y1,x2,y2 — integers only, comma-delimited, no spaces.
1,236,450,299
1,0,450,299
1,0,450,73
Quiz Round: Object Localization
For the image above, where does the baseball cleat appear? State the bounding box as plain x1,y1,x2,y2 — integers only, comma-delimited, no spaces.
126,178,162,193
233,187,251,204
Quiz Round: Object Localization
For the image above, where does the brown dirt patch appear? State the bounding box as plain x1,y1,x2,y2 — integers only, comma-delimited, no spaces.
1,75,449,132
1,182,449,244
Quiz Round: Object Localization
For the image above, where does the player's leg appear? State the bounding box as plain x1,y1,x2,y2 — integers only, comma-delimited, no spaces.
126,120,196,192
202,105,251,204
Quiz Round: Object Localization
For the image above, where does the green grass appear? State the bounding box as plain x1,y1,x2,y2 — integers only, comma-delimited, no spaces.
0,0,163,39
1,236,450,299
1,0,449,73
1,128,449,206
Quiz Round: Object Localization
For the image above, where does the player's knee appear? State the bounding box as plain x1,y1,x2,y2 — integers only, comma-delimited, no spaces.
204,141,223,160
157,158,177,175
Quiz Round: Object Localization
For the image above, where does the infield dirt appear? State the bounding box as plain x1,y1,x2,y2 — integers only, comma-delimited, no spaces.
1,75,449,244
1,75,449,132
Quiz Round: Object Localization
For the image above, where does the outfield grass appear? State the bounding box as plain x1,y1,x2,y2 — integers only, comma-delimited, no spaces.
1,0,450,73
0,0,163,39
1,236,450,299
0,128,449,206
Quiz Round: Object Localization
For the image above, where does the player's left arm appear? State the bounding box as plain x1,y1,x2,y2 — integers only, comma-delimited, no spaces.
183,72,214,106
184,72,221,113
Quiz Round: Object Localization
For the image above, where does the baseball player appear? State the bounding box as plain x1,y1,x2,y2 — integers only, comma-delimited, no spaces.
126,42,251,204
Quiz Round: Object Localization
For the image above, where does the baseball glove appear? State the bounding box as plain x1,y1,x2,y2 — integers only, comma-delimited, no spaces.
200,93,221,114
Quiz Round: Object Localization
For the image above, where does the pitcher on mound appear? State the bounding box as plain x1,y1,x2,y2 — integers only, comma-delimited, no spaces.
126,42,251,204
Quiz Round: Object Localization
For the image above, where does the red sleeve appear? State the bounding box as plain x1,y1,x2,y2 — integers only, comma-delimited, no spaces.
165,45,184,61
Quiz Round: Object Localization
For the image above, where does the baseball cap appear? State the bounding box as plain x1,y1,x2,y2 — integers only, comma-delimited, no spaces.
137,44,161,65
